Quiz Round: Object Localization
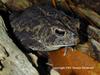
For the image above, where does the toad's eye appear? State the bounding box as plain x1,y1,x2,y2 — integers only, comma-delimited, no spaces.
55,29,65,36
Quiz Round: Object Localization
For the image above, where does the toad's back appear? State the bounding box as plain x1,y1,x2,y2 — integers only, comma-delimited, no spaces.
10,5,79,51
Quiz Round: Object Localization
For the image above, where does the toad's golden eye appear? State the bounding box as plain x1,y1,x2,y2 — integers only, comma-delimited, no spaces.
55,28,65,36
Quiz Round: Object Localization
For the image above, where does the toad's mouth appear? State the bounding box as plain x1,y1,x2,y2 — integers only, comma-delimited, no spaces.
29,44,75,51
46,44,75,51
